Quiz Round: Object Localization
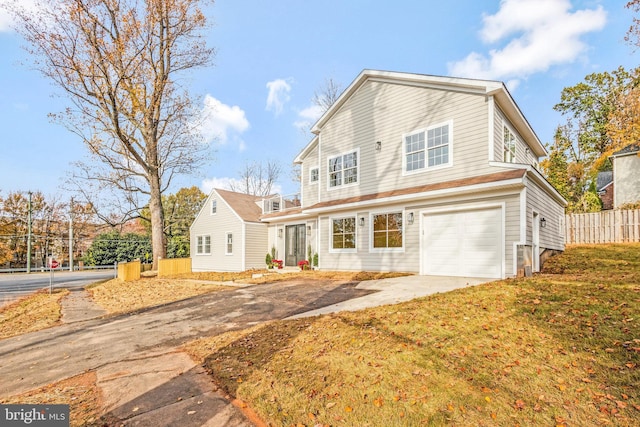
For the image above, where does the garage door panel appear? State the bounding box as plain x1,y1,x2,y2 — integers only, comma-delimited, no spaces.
423,208,502,279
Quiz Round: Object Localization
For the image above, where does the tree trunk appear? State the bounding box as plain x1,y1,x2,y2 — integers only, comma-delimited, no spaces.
149,172,166,270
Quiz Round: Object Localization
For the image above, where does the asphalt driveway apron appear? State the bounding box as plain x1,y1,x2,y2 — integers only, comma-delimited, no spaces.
0,279,371,425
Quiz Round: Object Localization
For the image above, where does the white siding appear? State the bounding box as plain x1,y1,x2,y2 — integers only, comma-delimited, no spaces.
316,80,493,204
494,107,539,166
300,145,320,208
245,223,269,269
191,191,245,272
526,179,565,251
316,192,521,276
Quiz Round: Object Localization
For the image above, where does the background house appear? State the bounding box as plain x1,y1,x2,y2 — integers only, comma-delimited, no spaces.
190,189,267,272
612,143,640,209
596,171,614,210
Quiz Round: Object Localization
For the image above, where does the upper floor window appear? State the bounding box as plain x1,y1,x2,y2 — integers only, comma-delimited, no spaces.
310,167,319,184
211,200,217,214
503,125,516,163
372,212,403,249
404,122,452,173
331,217,356,250
196,235,211,255
328,150,358,188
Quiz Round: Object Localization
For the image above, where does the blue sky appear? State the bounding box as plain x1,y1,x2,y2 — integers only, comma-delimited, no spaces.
0,0,637,201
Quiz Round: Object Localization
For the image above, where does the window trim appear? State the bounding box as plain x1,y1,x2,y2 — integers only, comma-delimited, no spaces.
225,232,233,255
196,234,211,255
327,148,360,190
369,210,405,253
309,166,319,184
402,120,453,175
503,123,517,163
329,215,357,253
210,199,217,215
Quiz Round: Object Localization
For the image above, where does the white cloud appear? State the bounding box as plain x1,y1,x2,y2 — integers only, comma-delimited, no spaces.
201,177,242,194
265,78,292,116
293,104,324,131
0,0,41,32
448,0,607,85
196,94,249,147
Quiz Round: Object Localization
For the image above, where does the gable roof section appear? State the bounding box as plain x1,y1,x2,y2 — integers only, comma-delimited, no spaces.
612,143,640,158
215,188,263,223
596,171,613,192
295,69,546,160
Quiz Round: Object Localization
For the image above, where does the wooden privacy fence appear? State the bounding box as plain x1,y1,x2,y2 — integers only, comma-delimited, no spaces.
158,257,192,278
565,209,640,244
118,260,141,281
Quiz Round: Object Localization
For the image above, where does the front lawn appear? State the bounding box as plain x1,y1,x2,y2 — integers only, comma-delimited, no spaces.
0,290,69,340
184,244,640,426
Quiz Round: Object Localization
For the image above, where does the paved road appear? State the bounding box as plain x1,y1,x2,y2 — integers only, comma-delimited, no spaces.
0,270,115,306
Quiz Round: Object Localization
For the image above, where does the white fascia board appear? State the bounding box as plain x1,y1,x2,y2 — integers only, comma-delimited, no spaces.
294,135,319,164
303,178,525,215
261,212,313,223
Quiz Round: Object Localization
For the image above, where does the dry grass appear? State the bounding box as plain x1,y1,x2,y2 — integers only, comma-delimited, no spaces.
87,277,233,314
184,244,640,426
0,371,111,427
0,289,69,340
173,269,412,285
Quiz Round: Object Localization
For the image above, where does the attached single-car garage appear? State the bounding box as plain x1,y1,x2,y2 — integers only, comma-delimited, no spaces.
421,206,503,279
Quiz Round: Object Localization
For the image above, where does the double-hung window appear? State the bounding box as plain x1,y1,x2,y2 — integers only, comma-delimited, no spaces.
196,235,211,255
328,150,358,188
372,212,403,249
331,217,356,250
404,122,451,173
225,233,233,255
503,125,516,163
211,200,217,214
310,167,319,184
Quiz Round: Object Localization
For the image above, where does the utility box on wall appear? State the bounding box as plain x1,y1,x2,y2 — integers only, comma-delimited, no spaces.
516,244,533,277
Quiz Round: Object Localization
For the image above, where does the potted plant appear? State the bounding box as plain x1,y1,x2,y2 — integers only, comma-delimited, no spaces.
265,253,273,269
298,259,310,271
313,252,318,269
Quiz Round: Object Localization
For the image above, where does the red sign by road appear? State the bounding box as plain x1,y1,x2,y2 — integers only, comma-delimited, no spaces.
50,259,59,269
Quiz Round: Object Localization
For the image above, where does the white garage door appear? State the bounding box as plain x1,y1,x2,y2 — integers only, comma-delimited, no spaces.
422,207,502,278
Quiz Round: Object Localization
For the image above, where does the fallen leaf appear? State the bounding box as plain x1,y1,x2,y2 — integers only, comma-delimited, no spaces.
345,406,353,412
187,410,196,415
326,402,336,409
515,399,526,410
485,396,491,403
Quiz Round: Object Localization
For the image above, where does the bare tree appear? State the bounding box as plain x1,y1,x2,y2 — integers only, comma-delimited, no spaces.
229,161,282,197
312,77,343,112
4,0,215,268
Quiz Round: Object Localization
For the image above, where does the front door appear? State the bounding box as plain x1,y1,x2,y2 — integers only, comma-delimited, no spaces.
285,224,306,267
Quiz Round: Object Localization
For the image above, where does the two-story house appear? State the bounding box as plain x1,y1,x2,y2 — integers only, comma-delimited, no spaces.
191,70,566,278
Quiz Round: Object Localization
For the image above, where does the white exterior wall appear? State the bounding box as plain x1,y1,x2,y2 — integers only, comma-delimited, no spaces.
301,145,320,208
614,154,640,208
191,192,244,272
525,178,566,251
315,81,493,205
245,223,269,269
494,107,539,167
317,191,521,276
